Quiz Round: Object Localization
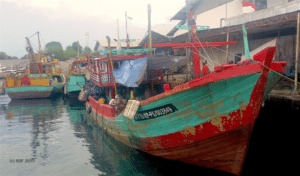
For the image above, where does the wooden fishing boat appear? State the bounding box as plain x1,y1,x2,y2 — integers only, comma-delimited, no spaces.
85,45,286,175
64,58,88,97
84,9,287,174
3,32,65,100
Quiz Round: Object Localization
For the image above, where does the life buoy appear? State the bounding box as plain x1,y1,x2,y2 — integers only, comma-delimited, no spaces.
53,59,58,63
26,47,32,52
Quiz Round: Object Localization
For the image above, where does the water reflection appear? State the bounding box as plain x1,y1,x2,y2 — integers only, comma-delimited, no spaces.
0,95,227,176
83,112,219,176
7,98,64,166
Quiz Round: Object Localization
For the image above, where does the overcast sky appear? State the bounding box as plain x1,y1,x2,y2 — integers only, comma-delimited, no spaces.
0,0,185,58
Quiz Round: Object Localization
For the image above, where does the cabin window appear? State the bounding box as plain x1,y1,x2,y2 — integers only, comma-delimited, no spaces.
99,62,107,73
255,0,267,10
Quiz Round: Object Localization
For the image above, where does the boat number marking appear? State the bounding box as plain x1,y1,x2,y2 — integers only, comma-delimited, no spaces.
135,104,178,121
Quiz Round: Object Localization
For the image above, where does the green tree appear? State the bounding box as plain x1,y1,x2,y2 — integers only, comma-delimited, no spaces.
71,42,82,54
7,56,19,60
0,52,9,60
21,54,30,60
82,46,91,56
45,46,65,61
64,47,77,59
45,41,63,49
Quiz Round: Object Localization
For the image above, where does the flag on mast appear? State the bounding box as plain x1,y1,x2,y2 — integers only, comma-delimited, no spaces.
126,34,130,49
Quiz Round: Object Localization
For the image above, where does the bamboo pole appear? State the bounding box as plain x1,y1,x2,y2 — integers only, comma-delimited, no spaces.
148,4,152,56
106,36,118,96
185,0,191,81
226,30,229,63
293,12,300,95
77,41,80,58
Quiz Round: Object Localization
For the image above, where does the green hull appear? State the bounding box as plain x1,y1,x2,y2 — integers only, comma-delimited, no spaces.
87,73,261,138
65,75,85,95
5,86,54,99
5,74,65,99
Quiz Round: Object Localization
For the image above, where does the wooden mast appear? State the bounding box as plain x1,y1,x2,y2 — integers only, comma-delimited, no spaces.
26,37,41,75
185,0,192,81
106,36,118,97
293,12,300,95
148,4,152,56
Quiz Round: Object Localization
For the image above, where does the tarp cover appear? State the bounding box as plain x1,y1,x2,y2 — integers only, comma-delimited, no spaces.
112,57,147,87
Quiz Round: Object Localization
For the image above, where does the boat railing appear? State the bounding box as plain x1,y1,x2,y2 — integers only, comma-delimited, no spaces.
88,68,115,87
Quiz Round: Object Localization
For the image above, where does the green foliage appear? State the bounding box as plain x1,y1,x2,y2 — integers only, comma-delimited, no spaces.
45,46,65,61
21,54,30,60
8,56,19,60
0,52,8,60
0,52,19,60
45,41,63,49
64,47,77,59
71,42,82,54
83,46,92,56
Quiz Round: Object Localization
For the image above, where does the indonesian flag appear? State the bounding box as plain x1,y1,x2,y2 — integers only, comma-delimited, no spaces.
126,34,130,49
243,1,256,14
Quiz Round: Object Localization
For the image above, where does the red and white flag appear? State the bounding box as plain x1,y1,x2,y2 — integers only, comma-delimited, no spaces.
242,1,256,14
126,34,130,49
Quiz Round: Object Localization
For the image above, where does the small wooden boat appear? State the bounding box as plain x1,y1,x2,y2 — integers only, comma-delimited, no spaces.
64,58,88,97
3,32,65,100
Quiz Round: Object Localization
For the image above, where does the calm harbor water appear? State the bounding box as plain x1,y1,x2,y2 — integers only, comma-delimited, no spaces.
0,92,296,176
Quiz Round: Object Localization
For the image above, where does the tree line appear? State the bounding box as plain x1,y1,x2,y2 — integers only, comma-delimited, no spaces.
44,41,93,61
0,52,19,60
0,41,93,61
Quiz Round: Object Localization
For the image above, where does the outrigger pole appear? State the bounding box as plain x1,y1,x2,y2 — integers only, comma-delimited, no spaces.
106,36,118,96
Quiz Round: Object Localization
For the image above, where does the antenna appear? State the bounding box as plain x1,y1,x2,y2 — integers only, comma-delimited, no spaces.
85,32,89,47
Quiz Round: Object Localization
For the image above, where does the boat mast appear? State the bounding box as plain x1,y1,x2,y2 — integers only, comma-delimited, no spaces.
106,36,118,96
185,0,192,81
148,4,152,56
77,41,80,58
37,31,44,61
26,37,41,74
125,12,130,49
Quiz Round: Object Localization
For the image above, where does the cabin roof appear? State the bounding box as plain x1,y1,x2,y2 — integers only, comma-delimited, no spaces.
92,56,189,69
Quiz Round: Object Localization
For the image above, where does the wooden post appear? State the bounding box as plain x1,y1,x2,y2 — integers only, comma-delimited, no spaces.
148,4,152,56
293,12,300,95
185,0,191,81
106,36,118,96
77,41,80,58
226,30,230,63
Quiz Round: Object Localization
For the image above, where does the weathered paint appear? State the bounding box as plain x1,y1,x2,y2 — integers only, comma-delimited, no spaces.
5,74,65,99
263,72,282,101
5,86,53,99
66,75,86,94
85,47,285,175
86,73,260,141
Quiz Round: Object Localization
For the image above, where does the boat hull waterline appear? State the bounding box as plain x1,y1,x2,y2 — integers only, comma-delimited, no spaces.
5,81,64,100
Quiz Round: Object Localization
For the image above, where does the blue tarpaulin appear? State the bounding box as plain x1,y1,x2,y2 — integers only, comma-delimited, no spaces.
112,57,148,87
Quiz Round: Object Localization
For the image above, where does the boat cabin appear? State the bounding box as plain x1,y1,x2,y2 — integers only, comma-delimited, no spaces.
68,58,88,76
